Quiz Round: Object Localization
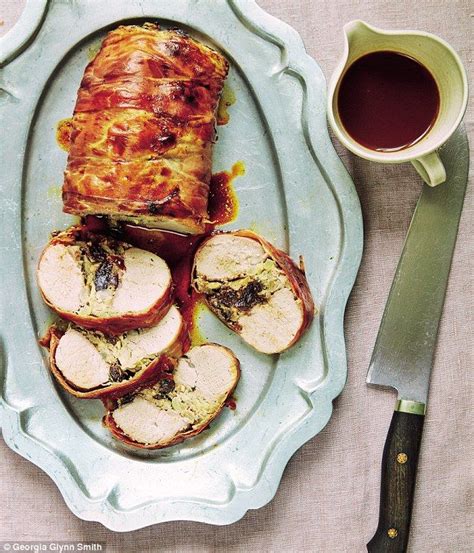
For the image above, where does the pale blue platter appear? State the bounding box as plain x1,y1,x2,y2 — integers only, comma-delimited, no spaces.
0,0,363,530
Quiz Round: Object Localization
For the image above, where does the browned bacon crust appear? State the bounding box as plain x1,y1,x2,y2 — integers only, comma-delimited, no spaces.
62,24,229,234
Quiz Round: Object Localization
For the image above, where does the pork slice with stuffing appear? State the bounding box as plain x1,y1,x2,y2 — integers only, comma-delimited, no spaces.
41,305,187,399
192,231,315,354
37,226,174,334
103,344,240,449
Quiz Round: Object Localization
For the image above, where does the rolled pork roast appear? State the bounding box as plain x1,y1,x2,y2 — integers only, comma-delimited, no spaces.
62,24,229,234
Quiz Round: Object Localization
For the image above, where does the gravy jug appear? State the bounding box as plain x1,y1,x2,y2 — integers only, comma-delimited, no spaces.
327,20,468,186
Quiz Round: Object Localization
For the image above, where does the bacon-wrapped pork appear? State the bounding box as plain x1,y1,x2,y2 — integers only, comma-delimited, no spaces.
62,24,228,234
192,231,315,354
40,305,187,399
37,226,173,334
103,344,239,449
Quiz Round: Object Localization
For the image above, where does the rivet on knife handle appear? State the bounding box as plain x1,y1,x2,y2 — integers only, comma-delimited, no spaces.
367,401,425,553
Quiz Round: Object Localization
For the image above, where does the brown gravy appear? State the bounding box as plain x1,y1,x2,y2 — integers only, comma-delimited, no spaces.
337,51,440,152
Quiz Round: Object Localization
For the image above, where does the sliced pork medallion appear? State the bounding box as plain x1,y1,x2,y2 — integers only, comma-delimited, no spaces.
37,226,173,334
192,230,315,354
41,305,187,398
103,344,240,449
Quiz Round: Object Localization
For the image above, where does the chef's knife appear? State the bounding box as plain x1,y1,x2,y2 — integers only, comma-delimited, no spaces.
366,126,469,553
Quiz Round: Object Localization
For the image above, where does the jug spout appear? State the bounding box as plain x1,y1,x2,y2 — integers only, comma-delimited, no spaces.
343,19,374,43
343,20,378,43
342,20,381,64
331,21,379,80
327,20,379,103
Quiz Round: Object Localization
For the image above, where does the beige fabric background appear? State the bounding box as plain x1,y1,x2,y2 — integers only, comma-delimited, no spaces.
0,1,472,551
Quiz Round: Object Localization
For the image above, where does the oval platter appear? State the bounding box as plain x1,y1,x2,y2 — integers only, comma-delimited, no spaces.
0,0,363,530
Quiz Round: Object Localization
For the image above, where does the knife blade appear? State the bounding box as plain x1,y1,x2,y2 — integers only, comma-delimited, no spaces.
366,126,469,553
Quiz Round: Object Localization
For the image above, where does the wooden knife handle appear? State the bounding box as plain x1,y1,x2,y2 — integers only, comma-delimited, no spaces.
367,408,425,553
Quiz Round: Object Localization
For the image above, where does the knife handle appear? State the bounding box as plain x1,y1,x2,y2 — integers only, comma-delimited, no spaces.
367,402,425,553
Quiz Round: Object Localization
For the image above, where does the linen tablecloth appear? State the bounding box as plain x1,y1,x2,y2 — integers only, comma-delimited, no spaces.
0,1,472,551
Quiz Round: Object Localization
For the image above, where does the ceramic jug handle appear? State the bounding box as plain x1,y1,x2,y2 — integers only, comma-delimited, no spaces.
411,151,446,187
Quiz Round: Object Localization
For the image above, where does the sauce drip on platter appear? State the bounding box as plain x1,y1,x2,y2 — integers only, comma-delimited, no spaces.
225,397,237,410
337,51,440,151
56,118,74,152
209,161,244,225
